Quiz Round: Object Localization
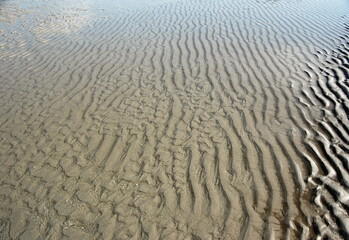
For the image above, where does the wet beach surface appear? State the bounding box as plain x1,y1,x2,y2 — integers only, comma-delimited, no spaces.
0,0,349,239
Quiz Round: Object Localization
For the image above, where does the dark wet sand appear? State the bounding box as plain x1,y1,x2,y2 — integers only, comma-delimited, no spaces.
0,0,349,239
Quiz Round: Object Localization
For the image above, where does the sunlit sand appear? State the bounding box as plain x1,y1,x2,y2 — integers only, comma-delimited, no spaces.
0,0,349,239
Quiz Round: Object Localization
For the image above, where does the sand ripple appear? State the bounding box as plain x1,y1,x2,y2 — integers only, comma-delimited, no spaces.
0,0,349,239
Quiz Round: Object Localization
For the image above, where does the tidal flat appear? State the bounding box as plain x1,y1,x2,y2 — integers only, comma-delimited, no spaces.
0,0,349,239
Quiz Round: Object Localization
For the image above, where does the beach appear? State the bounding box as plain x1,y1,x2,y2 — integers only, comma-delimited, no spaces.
0,0,349,239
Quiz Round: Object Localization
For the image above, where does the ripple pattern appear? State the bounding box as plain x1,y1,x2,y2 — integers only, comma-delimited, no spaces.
0,0,348,239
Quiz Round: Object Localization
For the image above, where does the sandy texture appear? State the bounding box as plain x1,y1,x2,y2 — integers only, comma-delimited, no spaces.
0,0,349,239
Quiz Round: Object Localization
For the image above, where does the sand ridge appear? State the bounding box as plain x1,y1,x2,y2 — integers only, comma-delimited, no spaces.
0,0,349,239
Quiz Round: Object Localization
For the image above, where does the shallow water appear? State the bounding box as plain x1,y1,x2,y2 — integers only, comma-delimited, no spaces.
0,0,349,239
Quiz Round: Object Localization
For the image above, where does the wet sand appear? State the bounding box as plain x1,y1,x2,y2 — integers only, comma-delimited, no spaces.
0,0,349,239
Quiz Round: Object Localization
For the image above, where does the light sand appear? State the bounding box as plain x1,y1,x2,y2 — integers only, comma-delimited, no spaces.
0,0,349,239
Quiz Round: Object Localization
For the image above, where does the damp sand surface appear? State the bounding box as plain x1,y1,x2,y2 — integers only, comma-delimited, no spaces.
1,0,349,239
